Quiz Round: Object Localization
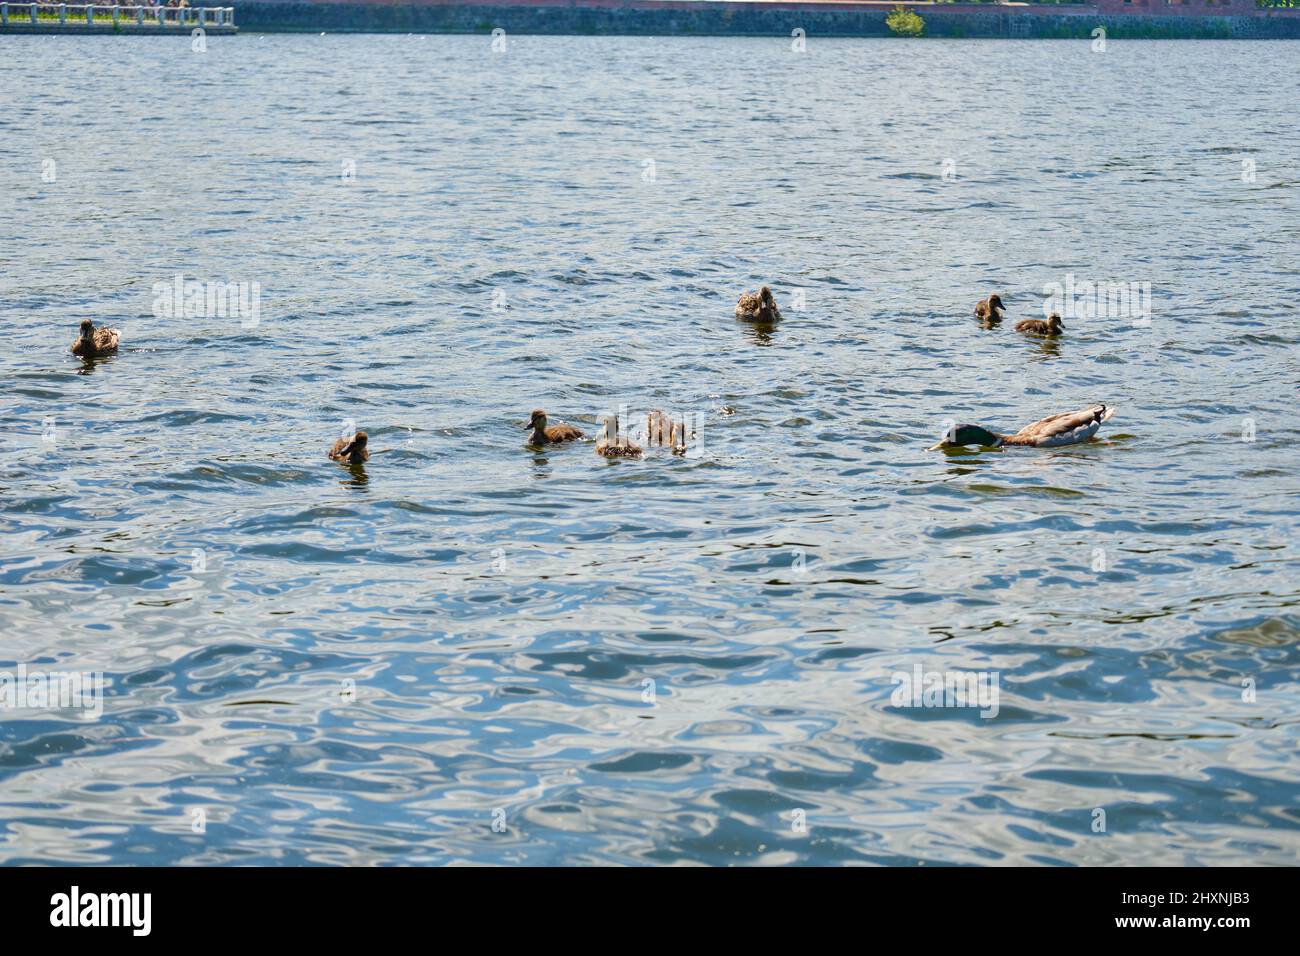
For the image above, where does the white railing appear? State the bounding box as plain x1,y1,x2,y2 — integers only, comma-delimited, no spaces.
0,3,235,26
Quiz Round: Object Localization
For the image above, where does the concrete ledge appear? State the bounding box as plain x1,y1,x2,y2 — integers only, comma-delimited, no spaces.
0,21,237,30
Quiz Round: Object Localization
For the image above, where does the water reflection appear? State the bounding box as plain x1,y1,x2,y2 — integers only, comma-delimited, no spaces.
340,464,369,488
1031,337,1063,360
739,317,780,344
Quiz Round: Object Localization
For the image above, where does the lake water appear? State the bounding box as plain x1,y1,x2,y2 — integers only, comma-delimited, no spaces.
1,34,1298,866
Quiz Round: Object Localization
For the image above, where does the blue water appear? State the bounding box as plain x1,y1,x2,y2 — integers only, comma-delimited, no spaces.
1,33,1298,865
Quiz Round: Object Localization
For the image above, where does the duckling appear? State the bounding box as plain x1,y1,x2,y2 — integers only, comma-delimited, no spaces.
644,410,692,455
974,294,1005,327
929,404,1116,450
595,415,643,459
644,411,696,455
645,410,672,446
736,285,783,323
527,409,582,445
1015,313,1064,337
328,430,370,464
71,319,120,357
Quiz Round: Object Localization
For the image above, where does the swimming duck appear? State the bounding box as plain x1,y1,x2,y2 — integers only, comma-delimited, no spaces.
1015,313,1063,337
736,286,783,323
974,294,1005,327
645,409,689,454
929,404,1116,450
527,409,582,445
595,415,643,459
71,319,120,357
328,430,370,464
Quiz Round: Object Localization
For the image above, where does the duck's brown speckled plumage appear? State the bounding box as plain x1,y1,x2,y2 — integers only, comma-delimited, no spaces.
644,409,688,454
527,410,583,445
1015,313,1063,337
595,415,643,459
71,319,119,358
329,431,370,464
974,294,1004,327
1002,404,1113,446
736,286,783,323
596,440,643,459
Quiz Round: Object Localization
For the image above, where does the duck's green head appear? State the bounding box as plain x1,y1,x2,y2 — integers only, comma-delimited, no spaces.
929,424,1002,450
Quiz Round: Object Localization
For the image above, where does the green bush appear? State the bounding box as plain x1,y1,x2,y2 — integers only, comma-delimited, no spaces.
885,5,925,37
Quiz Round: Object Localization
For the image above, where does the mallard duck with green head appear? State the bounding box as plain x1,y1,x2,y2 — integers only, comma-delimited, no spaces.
929,404,1116,450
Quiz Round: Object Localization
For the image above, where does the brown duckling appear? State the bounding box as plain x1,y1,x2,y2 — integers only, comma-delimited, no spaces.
974,294,1005,327
71,319,120,357
527,409,583,445
328,430,370,464
595,415,643,459
736,285,783,323
1015,313,1064,337
645,410,689,455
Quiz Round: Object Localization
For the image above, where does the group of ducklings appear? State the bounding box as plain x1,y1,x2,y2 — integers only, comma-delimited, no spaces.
974,293,1064,337
527,408,689,460
69,285,1115,463
328,406,689,464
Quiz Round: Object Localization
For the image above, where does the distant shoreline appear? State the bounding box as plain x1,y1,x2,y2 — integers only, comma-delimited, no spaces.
4,0,1300,37
230,0,1300,40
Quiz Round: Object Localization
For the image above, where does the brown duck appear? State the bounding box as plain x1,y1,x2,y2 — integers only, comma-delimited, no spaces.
736,286,783,322
328,431,370,464
645,409,688,455
527,410,583,445
974,294,1005,327
71,319,120,357
595,414,643,459
929,404,1117,450
1015,313,1063,337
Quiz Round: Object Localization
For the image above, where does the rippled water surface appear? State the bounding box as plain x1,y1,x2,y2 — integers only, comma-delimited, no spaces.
2,34,1298,865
